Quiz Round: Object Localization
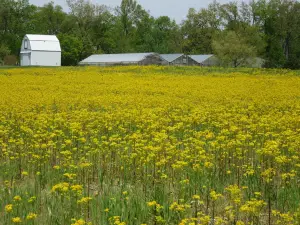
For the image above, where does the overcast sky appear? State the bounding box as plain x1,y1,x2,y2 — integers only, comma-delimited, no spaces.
29,0,242,23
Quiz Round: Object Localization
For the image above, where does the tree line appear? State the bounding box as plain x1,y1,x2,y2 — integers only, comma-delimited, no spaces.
0,0,299,68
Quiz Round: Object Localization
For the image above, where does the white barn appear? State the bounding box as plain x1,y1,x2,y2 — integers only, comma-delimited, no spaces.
20,34,61,67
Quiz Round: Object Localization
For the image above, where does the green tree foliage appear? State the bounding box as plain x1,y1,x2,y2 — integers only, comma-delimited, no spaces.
212,3,266,67
251,0,300,68
182,2,221,54
33,2,66,35
115,0,147,52
58,34,83,66
152,16,182,53
66,0,99,58
0,0,37,55
118,0,139,37
90,8,116,53
213,31,256,67
0,44,11,65
133,12,155,52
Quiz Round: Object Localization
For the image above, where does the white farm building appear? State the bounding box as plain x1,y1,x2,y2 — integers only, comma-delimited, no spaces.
20,34,61,67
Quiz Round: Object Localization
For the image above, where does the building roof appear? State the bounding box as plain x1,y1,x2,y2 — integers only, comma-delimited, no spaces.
26,34,59,42
160,54,184,63
24,34,61,52
29,41,61,52
79,53,157,64
189,55,214,64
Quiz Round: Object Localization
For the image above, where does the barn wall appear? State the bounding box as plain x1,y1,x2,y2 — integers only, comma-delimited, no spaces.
202,56,220,66
20,37,31,52
31,51,61,66
20,53,31,66
171,55,188,65
187,57,200,66
20,37,32,66
161,59,169,66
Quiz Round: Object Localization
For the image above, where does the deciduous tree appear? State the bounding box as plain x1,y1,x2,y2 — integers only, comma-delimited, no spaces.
212,31,256,67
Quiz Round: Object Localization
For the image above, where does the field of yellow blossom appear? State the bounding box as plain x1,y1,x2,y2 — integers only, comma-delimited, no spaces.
0,66,300,225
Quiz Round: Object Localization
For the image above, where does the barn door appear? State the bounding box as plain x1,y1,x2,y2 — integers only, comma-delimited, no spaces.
22,53,31,66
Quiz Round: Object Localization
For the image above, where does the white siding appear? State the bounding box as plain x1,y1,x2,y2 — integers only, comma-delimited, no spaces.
20,53,31,66
30,41,61,52
31,51,61,66
20,37,32,52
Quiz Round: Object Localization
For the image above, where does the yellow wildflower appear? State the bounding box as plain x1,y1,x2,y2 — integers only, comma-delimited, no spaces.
192,195,200,200
12,217,22,223
210,191,223,201
26,213,38,220
71,219,86,225
13,196,22,202
21,171,28,176
147,201,157,207
5,204,13,213
77,197,92,204
51,182,70,193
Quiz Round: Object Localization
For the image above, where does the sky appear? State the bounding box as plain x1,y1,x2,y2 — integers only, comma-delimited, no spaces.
29,0,239,23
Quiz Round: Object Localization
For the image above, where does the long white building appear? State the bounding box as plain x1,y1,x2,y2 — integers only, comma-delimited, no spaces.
79,53,167,66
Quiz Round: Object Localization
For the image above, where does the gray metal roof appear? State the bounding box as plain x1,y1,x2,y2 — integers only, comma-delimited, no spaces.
79,53,157,64
189,55,214,64
160,54,184,63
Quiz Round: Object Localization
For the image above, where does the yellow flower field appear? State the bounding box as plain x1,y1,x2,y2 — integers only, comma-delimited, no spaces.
0,66,300,225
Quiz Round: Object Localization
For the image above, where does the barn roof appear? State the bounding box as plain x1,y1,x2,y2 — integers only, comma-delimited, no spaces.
26,34,59,41
24,34,61,52
79,53,157,64
160,54,184,62
189,55,214,64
